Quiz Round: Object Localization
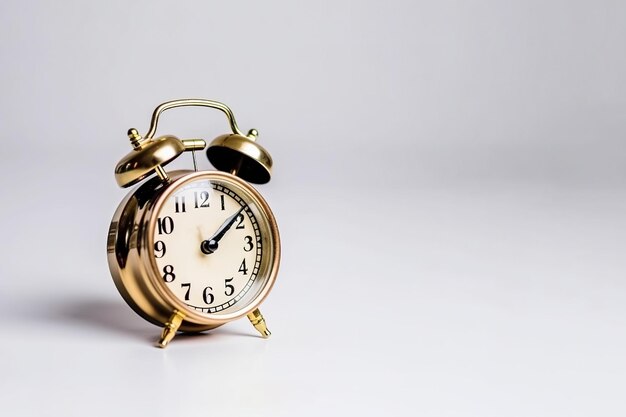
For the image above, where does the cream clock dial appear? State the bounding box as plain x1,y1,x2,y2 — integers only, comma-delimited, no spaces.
153,179,263,315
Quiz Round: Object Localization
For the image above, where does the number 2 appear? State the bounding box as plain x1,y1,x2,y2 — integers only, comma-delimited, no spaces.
235,214,245,229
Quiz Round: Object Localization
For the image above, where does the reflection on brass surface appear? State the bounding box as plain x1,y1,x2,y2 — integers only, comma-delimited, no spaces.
108,99,281,347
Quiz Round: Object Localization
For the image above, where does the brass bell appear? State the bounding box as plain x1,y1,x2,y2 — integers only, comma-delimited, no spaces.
206,130,273,184
115,128,205,188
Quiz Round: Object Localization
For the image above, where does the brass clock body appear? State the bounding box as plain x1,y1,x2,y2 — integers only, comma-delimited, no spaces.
107,170,281,334
107,99,280,347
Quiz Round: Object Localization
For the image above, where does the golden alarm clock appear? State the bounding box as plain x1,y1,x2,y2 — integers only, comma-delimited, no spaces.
107,99,280,348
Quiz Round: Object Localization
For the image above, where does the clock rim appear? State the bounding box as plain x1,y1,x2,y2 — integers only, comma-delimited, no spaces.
143,170,281,326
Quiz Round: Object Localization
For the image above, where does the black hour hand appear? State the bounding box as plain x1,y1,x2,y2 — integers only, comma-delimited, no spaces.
201,206,245,254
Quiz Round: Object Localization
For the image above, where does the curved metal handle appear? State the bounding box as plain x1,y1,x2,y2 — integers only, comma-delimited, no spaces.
143,98,245,139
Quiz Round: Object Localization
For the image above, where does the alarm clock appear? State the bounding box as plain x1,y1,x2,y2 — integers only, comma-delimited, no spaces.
107,99,280,348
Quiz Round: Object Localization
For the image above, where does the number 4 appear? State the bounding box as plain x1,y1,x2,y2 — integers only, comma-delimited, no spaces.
238,259,248,275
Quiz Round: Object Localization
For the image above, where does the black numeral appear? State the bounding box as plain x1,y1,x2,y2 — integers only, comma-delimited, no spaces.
235,213,245,229
220,194,226,210
175,196,186,213
203,287,214,304
154,240,166,258
162,265,176,282
194,191,210,208
225,277,234,296
243,236,253,252
181,283,191,300
157,216,174,235
238,259,248,275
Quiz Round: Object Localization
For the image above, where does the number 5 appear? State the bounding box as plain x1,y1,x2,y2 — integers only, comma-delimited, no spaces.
225,277,234,296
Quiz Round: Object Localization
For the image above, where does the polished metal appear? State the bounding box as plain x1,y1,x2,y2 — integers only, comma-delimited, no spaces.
144,98,246,139
207,133,273,184
158,310,185,348
109,99,280,347
114,98,273,187
107,170,281,343
114,133,207,188
247,308,271,338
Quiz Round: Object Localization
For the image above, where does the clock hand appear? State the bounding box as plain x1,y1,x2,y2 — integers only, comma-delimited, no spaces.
201,206,245,254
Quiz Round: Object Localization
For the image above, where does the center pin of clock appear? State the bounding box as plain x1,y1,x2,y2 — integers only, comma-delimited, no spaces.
200,239,219,254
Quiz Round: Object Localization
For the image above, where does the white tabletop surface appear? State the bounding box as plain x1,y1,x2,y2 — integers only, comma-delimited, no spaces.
1,1,625,416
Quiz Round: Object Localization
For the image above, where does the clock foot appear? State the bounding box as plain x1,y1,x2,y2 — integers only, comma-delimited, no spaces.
247,308,271,338
157,310,185,348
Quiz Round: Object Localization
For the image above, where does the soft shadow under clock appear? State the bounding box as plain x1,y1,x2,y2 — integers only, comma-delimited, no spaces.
53,298,157,342
53,297,262,343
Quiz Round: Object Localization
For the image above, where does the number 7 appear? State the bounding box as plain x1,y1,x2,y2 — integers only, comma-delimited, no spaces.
181,283,191,301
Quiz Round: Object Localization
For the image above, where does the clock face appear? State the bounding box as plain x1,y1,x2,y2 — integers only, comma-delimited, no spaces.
151,176,274,317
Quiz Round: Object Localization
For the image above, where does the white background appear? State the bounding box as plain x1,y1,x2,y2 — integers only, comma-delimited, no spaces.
1,1,625,416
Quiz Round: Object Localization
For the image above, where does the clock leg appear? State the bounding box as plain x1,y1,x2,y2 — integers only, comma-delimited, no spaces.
157,310,185,348
247,308,271,338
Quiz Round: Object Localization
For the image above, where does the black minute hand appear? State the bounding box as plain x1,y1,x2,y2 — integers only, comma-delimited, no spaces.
201,206,245,255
